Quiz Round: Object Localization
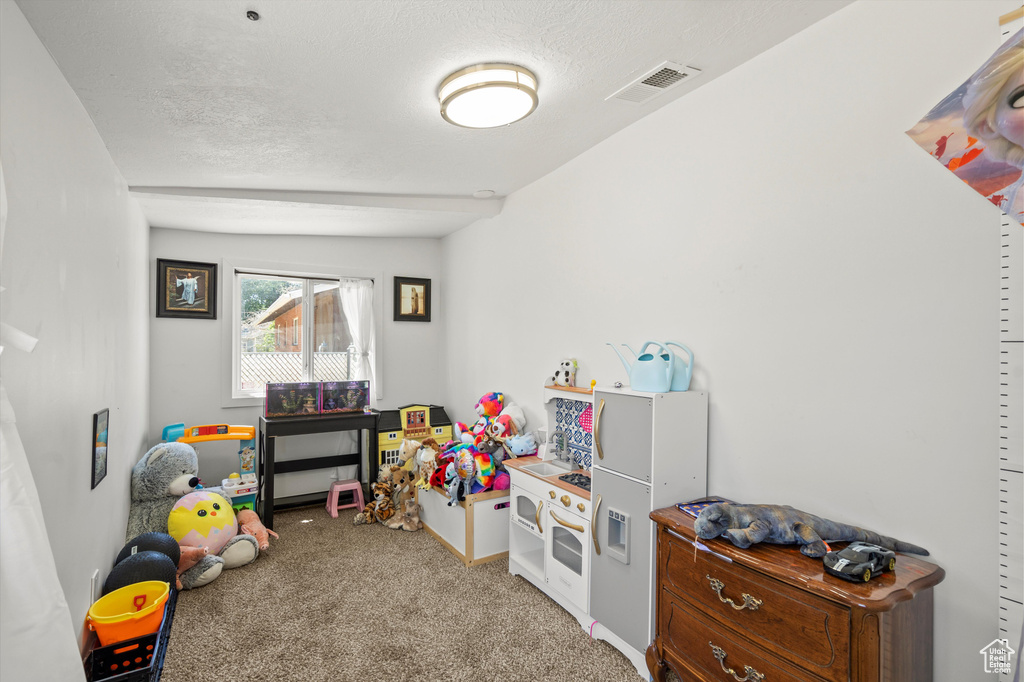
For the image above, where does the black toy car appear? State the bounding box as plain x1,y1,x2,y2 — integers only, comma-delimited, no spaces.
822,542,896,582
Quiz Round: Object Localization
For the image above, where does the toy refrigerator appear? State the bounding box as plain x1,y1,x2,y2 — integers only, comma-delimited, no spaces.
589,388,708,667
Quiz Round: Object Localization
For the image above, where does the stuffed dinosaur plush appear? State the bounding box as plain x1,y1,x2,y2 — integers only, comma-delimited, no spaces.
693,503,929,558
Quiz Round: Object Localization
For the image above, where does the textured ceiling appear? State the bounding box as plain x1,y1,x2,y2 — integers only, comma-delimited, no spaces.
17,0,850,237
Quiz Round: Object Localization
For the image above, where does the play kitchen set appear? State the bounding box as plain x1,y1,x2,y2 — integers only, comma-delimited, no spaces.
508,341,708,679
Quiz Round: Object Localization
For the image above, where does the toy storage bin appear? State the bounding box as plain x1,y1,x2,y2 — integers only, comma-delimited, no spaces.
84,588,177,682
416,485,510,567
87,581,170,646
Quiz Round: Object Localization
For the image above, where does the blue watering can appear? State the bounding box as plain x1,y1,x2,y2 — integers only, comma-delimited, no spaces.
607,341,675,393
619,341,695,392
665,341,694,392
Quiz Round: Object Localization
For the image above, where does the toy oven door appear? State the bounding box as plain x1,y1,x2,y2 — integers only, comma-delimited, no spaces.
510,483,545,537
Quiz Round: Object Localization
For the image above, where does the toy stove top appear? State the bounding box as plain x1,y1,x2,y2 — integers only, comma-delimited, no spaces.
558,472,591,492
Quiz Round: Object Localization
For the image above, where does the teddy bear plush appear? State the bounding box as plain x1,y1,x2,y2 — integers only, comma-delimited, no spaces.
354,481,395,525
471,392,504,442
126,442,258,589
386,499,423,532
126,442,201,542
389,465,416,515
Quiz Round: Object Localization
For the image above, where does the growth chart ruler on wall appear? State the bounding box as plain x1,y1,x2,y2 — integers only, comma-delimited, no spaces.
997,9,1023,681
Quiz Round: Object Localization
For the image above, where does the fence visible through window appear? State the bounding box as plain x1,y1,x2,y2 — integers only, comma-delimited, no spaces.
240,348,355,391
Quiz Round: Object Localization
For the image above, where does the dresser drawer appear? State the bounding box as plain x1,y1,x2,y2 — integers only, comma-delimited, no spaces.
660,588,820,682
661,528,849,682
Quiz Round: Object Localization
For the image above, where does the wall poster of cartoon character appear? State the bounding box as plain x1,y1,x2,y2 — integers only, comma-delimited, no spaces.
156,258,218,319
905,28,1024,226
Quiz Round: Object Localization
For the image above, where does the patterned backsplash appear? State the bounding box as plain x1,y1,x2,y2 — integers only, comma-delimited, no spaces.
554,397,593,469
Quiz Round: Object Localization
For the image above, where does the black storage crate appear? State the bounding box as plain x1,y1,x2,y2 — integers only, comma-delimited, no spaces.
84,588,177,682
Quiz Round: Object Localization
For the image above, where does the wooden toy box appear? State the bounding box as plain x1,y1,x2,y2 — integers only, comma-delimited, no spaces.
416,485,509,567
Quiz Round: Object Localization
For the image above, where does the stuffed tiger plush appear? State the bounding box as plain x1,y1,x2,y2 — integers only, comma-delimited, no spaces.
353,481,395,525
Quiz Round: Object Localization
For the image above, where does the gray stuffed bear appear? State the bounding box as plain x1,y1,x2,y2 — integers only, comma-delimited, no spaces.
126,442,259,589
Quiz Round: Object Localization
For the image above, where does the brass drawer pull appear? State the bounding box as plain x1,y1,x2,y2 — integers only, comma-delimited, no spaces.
549,509,585,533
706,575,763,611
535,503,543,534
591,494,602,555
709,643,765,682
595,398,605,459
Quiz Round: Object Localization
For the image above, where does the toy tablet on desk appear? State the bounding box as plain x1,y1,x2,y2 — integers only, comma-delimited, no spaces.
676,497,732,519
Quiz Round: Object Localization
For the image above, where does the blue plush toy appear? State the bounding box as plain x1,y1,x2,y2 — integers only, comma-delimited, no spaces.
504,432,538,458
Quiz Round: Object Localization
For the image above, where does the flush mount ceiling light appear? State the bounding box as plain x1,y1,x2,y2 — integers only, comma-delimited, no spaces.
438,64,538,129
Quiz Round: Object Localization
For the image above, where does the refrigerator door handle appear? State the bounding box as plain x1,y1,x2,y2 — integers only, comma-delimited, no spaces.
591,493,602,555
595,398,606,460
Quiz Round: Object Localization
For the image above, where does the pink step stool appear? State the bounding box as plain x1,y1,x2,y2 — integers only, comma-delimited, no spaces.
326,479,365,518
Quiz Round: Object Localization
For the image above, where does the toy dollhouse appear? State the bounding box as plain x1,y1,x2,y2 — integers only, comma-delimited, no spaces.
375,404,452,470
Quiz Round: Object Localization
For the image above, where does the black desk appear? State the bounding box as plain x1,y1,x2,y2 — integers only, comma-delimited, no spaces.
258,411,378,530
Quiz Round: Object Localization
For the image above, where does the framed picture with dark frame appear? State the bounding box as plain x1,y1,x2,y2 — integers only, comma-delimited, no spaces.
156,258,217,319
91,408,109,489
394,276,431,322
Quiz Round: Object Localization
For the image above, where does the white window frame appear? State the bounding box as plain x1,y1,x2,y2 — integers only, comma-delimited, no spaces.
222,257,383,407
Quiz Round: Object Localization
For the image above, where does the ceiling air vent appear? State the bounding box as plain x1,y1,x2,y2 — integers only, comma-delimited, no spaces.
607,61,701,104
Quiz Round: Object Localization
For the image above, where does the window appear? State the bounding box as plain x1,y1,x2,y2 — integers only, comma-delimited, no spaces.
232,270,376,399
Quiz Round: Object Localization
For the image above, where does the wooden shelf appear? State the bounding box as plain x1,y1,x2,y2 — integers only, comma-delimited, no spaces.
543,384,593,394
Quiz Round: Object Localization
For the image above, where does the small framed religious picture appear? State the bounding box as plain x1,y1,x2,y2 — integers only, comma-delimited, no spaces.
156,258,217,319
394,276,431,322
91,408,109,489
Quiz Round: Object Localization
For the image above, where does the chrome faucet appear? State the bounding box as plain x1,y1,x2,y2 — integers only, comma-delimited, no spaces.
550,430,577,469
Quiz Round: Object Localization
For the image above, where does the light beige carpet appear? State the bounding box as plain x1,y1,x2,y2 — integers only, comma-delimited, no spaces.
160,507,649,682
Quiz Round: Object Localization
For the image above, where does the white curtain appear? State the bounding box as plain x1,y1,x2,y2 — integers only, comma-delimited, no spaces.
0,163,85,680
338,278,377,403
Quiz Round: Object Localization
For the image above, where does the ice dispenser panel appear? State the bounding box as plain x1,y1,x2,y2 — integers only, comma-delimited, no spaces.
606,508,630,565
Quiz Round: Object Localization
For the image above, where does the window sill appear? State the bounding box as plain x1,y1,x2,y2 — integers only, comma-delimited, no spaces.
223,393,266,409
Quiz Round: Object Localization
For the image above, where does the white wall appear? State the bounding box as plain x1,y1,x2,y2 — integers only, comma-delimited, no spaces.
149,228,445,494
0,0,150,641
443,2,1014,679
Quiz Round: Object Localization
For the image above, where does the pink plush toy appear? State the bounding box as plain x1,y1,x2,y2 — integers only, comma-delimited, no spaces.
475,392,504,419
236,509,279,551
176,546,209,590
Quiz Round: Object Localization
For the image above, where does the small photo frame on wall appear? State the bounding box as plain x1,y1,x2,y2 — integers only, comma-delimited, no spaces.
91,408,108,489
156,258,217,319
394,276,431,322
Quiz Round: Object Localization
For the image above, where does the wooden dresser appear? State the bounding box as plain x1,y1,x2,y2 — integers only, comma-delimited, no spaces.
646,506,945,682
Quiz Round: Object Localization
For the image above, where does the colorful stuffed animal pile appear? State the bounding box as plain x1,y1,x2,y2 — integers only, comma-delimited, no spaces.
353,392,532,527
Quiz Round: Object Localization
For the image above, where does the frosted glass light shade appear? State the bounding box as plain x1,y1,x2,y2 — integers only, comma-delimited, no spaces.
439,64,538,128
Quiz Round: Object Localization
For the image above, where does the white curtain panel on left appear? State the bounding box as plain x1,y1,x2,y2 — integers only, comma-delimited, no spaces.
0,163,85,681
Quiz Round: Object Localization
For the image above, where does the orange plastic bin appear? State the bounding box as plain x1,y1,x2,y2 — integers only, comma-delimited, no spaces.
87,581,169,646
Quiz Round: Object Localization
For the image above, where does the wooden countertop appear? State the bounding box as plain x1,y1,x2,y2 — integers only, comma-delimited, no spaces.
504,456,591,500
650,505,944,612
